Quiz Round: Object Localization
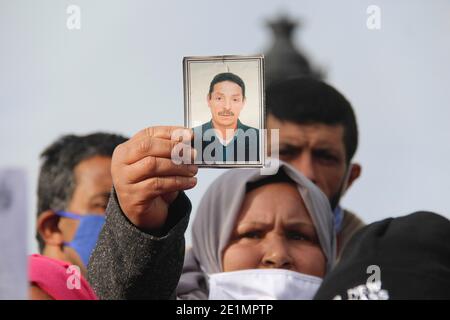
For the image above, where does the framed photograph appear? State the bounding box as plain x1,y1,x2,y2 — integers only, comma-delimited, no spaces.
183,55,265,168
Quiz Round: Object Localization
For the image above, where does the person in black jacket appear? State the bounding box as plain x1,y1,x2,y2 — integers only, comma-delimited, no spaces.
314,211,450,300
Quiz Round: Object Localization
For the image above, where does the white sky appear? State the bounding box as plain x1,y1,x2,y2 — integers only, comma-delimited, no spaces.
1,0,449,252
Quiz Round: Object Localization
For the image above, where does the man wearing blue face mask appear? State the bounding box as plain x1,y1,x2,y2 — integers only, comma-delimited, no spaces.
29,132,127,299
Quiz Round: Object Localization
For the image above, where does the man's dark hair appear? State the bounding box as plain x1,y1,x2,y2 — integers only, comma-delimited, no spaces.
266,77,358,163
208,72,246,98
36,132,128,252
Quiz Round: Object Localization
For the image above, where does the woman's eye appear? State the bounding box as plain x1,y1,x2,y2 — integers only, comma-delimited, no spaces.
240,231,262,239
286,231,310,241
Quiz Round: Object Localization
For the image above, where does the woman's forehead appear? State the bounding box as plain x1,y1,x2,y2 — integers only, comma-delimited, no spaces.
237,183,311,223
245,182,300,201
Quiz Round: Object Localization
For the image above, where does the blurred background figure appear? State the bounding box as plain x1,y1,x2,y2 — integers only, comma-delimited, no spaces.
266,77,363,255
264,15,324,86
29,132,127,299
0,169,27,299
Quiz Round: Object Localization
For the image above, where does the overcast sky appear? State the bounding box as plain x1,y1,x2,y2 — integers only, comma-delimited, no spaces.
1,0,449,252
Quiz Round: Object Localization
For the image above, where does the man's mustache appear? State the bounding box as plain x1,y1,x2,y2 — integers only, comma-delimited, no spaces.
218,110,234,116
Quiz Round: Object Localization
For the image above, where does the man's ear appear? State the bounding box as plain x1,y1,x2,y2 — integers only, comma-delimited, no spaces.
345,163,362,191
37,210,64,247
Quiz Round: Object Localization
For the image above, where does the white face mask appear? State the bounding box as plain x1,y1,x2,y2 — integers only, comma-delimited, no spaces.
208,269,323,300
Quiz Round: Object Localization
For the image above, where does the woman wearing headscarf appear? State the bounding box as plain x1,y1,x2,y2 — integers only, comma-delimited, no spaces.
177,162,336,299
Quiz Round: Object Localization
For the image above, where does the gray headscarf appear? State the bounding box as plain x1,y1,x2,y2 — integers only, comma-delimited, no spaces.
177,161,336,299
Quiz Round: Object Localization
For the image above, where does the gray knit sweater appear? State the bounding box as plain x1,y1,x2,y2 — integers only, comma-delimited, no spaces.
87,190,191,300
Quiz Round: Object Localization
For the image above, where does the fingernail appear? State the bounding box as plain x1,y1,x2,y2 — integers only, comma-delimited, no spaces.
188,165,198,174
189,177,197,186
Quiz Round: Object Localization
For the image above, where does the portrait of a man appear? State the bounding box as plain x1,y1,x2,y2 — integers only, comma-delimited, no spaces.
184,55,264,167
192,72,260,163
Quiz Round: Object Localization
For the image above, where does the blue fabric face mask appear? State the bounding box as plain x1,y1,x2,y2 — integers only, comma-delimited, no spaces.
56,211,105,267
